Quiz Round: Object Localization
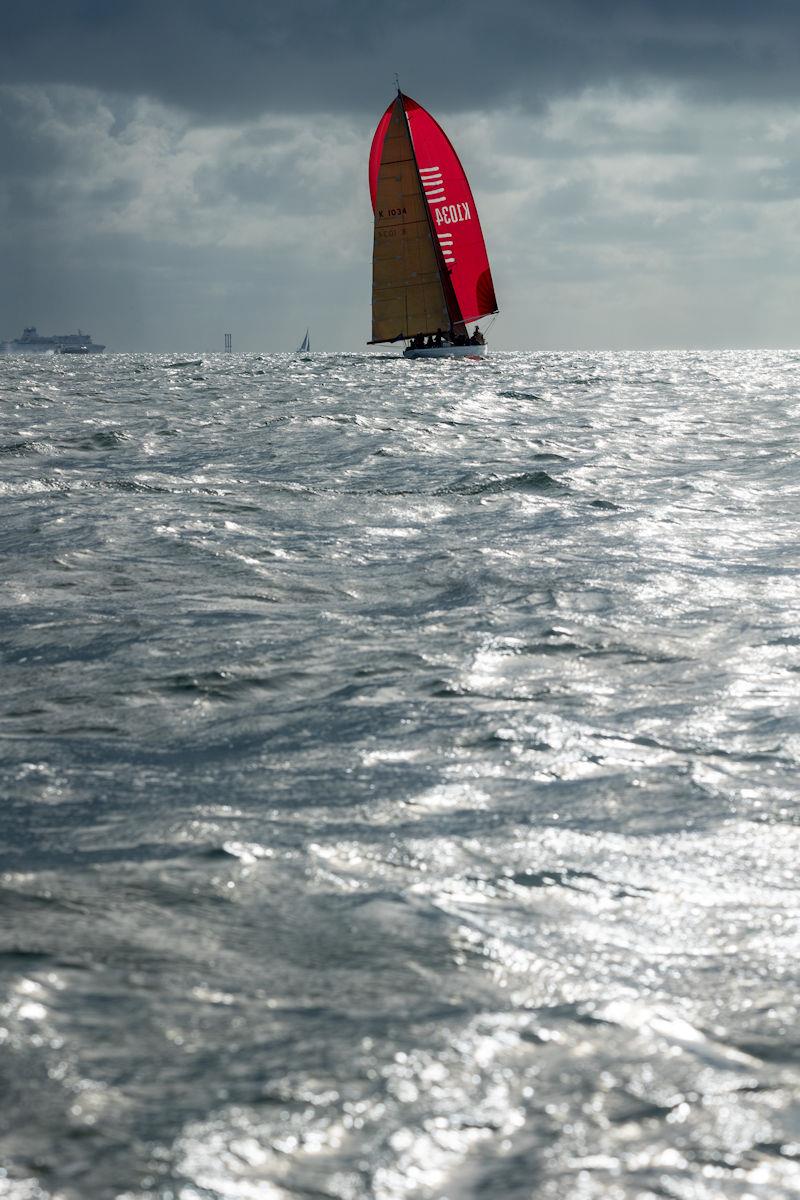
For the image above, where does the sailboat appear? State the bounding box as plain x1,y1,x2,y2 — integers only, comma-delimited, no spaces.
296,329,311,353
368,90,498,358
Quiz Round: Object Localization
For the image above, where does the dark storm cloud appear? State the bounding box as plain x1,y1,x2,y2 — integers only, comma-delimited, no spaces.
3,1,800,119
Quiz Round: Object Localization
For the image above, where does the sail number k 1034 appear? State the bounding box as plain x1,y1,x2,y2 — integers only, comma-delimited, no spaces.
434,203,471,225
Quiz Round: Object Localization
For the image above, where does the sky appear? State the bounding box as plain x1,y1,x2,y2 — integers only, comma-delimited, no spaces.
2,0,800,351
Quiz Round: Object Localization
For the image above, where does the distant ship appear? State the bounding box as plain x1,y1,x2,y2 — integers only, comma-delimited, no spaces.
1,327,106,354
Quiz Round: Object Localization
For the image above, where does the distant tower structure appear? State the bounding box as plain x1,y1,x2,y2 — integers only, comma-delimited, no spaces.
224,333,232,353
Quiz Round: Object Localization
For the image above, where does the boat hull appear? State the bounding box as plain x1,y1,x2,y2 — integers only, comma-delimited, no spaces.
403,344,486,359
1,327,105,354
2,342,105,354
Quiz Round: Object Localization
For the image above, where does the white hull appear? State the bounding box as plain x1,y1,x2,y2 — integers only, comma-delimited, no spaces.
403,344,486,359
1,343,104,355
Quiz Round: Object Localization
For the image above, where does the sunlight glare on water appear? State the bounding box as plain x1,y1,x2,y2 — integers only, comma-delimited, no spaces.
0,349,799,1198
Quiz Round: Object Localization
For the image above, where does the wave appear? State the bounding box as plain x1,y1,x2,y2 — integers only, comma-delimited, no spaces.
436,469,567,496
0,439,51,456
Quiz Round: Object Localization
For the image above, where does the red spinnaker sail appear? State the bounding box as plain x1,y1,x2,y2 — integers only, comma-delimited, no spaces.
369,94,498,325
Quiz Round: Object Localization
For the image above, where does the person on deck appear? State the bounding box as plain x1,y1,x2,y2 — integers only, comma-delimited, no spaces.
470,325,485,345
434,328,444,348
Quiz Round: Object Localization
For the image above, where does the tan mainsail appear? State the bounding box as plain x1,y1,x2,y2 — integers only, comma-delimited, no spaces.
371,98,451,343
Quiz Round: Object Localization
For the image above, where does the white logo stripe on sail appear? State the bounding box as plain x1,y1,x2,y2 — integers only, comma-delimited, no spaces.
423,167,460,263
437,232,455,264
420,165,445,201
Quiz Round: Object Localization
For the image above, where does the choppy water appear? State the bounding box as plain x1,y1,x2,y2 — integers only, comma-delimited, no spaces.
1,349,799,1200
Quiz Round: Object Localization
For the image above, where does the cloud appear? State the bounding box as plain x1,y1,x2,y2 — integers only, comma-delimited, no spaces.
0,83,373,350
4,2,800,121
491,89,800,346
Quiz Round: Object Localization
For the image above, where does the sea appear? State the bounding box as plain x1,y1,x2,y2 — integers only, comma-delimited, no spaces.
1,349,798,1200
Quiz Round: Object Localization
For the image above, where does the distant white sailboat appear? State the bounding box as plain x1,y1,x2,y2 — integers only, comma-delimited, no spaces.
296,329,311,353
